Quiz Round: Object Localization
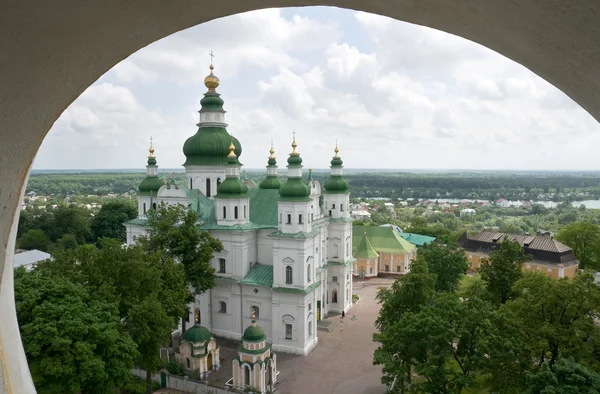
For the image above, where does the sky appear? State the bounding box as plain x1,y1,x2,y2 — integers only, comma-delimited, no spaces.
34,7,600,171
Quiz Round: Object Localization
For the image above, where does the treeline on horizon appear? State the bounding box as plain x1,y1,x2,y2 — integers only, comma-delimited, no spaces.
24,172,600,200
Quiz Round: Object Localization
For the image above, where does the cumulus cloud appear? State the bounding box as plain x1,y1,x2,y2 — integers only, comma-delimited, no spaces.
36,7,600,171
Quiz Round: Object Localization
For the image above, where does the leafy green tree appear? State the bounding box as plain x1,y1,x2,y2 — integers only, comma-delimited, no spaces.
91,200,137,242
479,239,529,304
18,229,52,252
50,205,92,244
14,267,138,394
375,257,436,332
525,359,600,394
505,272,600,369
556,221,600,270
140,203,223,293
57,233,78,250
458,273,487,300
420,243,469,292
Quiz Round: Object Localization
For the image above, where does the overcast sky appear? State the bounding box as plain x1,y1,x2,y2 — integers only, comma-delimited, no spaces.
34,7,600,171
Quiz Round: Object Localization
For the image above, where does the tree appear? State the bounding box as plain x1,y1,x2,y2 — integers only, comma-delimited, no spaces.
504,272,600,369
374,294,501,393
37,239,190,394
479,239,529,304
556,221,600,270
373,258,436,392
420,243,469,292
525,359,600,394
458,273,487,300
14,267,138,394
140,204,223,294
91,200,137,242
50,205,92,244
57,233,78,250
18,229,52,251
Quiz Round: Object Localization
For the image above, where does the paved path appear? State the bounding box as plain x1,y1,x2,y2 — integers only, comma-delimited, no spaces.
275,279,394,394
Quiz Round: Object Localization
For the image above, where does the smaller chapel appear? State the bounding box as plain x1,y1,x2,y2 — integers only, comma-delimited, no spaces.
232,314,277,393
175,324,221,379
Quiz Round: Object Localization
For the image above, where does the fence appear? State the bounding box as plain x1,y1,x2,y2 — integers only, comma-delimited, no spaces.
131,368,234,394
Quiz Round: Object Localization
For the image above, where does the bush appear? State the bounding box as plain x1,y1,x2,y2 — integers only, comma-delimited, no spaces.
166,359,185,376
121,373,160,394
352,294,360,302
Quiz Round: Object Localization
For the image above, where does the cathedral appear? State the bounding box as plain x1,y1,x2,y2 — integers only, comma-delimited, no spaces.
125,62,354,355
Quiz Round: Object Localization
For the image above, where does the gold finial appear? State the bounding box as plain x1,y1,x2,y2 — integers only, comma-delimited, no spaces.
268,139,276,159
291,131,299,155
204,51,220,92
334,139,340,158
228,139,236,158
251,309,256,320
309,167,312,173
149,136,155,158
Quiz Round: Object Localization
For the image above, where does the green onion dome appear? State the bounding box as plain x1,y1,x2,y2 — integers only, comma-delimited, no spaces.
324,145,350,194
243,320,266,342
199,93,224,112
279,178,310,199
183,128,242,166
215,143,249,198
304,168,313,185
259,146,282,190
139,145,164,195
181,324,214,343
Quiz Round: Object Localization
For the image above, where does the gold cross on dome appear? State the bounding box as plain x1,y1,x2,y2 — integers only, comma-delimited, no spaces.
209,50,215,64
150,136,153,146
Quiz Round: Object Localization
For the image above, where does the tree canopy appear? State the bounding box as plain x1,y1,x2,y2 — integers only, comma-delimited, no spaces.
420,242,469,292
91,200,137,242
556,221,600,270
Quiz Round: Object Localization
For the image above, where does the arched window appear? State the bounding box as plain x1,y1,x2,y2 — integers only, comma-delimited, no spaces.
244,205,247,219
190,179,193,189
307,264,311,282
332,289,338,303
251,306,259,319
152,202,157,210
244,366,251,386
285,266,293,284
194,308,200,324
234,206,239,219
223,206,226,219
143,203,146,214
186,358,191,368
217,178,222,187
206,178,211,197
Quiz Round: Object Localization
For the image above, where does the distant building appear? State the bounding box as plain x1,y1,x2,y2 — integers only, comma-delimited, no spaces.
378,224,436,248
496,198,510,208
458,231,579,278
352,226,417,278
460,208,476,217
351,210,371,221
13,249,51,271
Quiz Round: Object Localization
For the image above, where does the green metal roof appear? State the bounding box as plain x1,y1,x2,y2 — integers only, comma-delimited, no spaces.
243,322,266,342
354,233,379,259
279,177,310,199
400,232,436,248
238,264,273,287
249,188,279,227
183,128,242,167
181,324,214,343
352,226,416,255
273,281,321,295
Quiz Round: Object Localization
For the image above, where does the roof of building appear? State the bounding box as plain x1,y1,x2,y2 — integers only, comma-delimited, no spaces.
181,324,214,343
399,232,437,248
352,226,416,255
238,264,273,287
243,321,266,342
354,233,379,259
13,249,51,268
466,231,571,253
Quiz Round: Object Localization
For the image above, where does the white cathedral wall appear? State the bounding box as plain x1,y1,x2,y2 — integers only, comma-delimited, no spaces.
256,229,274,264
125,224,148,246
240,284,273,338
210,280,243,340
326,264,353,314
185,166,226,197
210,230,258,280
272,236,317,289
270,291,317,355
277,201,312,234
323,193,350,220
327,221,352,263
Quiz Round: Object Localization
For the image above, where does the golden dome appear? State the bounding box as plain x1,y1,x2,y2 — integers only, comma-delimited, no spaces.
334,143,340,158
269,144,276,159
149,144,155,158
291,135,299,155
228,140,237,158
204,64,220,92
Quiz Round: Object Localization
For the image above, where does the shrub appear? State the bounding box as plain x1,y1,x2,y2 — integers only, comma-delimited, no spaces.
166,359,185,376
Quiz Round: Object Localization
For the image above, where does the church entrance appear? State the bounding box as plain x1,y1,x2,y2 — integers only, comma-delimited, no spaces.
207,353,213,370
359,269,365,279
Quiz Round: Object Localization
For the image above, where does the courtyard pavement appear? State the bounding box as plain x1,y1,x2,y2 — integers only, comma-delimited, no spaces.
205,277,395,394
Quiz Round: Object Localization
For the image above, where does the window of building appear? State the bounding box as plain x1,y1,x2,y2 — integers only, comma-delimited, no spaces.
385,265,389,272
287,214,291,224
186,358,191,368
370,267,373,274
332,276,338,282
152,202,157,210
234,206,239,219
219,301,227,313
279,213,282,223
223,206,226,219
143,203,147,214
308,303,312,311
244,205,247,219
285,324,293,340
340,204,344,211
329,210,332,216
396,266,401,273
307,264,311,282
311,213,314,222
251,306,259,319
244,366,250,386
346,242,349,257
217,178,221,187
285,266,293,284
309,321,313,337
219,258,226,273
332,203,336,209
194,308,201,324
346,274,349,280
299,214,303,224
206,178,211,197
190,179,193,189
332,289,338,303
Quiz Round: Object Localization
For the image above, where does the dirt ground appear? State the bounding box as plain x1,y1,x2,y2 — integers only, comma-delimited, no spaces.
206,278,394,394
